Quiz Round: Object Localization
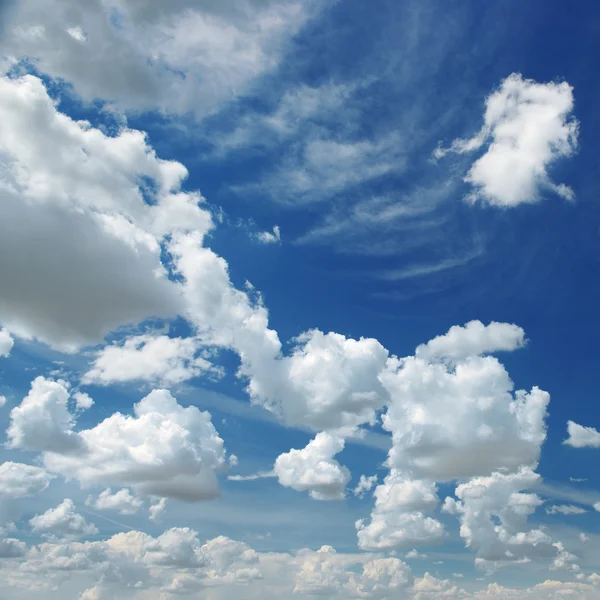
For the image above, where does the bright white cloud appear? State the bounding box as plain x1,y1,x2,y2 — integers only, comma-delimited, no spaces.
564,421,600,448
245,329,391,432
86,489,143,515
82,334,220,386
8,377,229,502
6,376,83,453
29,499,98,541
356,471,444,550
274,432,350,500
381,348,549,481
437,73,578,207
415,320,525,362
444,468,553,569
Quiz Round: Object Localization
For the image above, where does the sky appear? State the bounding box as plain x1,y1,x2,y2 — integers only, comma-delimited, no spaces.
0,0,599,598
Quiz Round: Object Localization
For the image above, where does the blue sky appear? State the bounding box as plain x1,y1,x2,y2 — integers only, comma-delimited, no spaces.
0,0,599,598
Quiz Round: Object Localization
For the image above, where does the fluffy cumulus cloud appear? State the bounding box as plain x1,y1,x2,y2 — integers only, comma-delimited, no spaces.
354,474,378,498
82,334,220,386
293,546,414,597
170,231,391,433
564,421,600,448
7,378,229,501
6,376,84,453
415,320,525,362
356,472,444,550
86,489,143,516
358,321,550,554
0,462,53,500
274,432,350,500
381,324,549,481
436,73,578,206
442,468,553,569
1,0,327,117
29,499,98,541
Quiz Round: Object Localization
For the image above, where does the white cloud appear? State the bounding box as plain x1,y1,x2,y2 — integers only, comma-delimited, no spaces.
169,232,392,433
445,468,553,568
381,347,549,482
8,378,230,502
0,328,14,356
245,328,390,432
545,504,587,516
353,474,378,498
0,74,217,351
436,73,578,207
82,334,220,386
274,432,350,500
550,542,579,572
256,225,281,244
564,421,600,448
29,499,98,541
6,376,83,453
405,549,428,560
149,498,167,523
2,0,325,118
594,502,600,513
415,320,525,362
356,471,444,550
0,462,53,499
0,395,6,408
86,489,143,515
73,392,94,411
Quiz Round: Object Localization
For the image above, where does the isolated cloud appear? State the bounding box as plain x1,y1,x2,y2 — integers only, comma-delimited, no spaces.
256,225,281,244
353,474,378,498
274,432,350,500
437,73,578,207
29,499,98,541
86,489,143,516
564,421,600,448
545,504,587,516
83,334,219,386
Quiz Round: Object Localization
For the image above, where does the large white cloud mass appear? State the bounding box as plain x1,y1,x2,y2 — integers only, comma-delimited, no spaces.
0,73,214,350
